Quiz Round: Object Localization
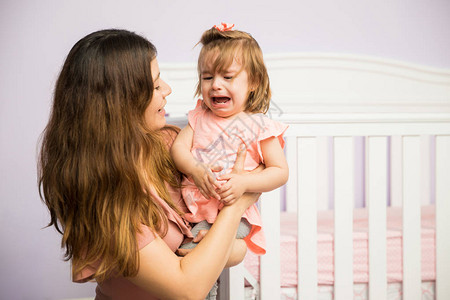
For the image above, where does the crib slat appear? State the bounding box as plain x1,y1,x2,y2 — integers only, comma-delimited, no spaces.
259,189,281,300
317,136,332,210
285,136,298,212
391,135,403,207
420,135,433,205
435,135,450,300
366,136,388,299
333,137,354,300
218,264,245,300
297,137,318,299
402,136,422,300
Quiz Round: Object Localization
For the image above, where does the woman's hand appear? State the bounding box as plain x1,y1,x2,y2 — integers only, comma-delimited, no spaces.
215,144,248,204
216,174,247,205
219,145,261,210
216,144,264,206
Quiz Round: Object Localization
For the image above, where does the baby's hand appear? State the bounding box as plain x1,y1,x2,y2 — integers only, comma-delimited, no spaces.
191,162,223,200
216,173,247,205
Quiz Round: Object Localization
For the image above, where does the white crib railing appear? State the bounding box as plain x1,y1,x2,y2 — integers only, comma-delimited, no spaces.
161,53,450,300
366,136,388,299
220,113,450,300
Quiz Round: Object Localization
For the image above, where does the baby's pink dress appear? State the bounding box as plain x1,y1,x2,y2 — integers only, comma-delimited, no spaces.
182,100,288,255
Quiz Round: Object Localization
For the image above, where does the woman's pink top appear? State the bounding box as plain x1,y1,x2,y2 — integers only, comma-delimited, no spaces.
73,185,193,300
182,100,288,255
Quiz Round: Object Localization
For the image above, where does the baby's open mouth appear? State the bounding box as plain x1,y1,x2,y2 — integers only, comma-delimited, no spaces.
213,97,230,104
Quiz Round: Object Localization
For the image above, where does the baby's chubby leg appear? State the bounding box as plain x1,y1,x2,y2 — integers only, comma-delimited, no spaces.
235,218,251,239
179,220,212,249
180,218,251,249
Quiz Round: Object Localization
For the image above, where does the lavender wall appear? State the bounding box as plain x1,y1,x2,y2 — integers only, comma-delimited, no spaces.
1,0,449,299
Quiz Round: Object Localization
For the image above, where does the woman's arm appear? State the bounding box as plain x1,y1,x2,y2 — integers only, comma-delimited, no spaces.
176,228,248,268
217,136,289,204
128,192,258,300
171,125,221,199
129,144,257,299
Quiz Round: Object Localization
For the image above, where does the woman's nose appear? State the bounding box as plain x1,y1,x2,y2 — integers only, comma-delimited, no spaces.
162,80,172,97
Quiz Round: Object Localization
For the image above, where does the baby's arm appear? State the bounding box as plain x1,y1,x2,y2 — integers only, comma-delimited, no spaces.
171,125,221,200
217,136,289,204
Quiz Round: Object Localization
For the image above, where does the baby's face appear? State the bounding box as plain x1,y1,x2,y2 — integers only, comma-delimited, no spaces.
200,54,251,119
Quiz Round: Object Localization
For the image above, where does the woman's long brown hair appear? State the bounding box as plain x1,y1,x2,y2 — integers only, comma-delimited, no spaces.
38,29,180,281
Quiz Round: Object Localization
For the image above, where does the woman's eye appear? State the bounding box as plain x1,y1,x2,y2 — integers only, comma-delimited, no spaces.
155,86,161,90
202,77,213,80
224,76,233,80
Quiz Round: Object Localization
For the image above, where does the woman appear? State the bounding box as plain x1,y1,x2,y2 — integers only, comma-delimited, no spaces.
38,29,259,300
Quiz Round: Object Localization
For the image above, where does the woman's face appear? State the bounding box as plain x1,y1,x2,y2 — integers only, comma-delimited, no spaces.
144,58,172,131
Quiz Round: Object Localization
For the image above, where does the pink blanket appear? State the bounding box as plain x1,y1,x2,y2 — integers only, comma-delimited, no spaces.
244,205,436,286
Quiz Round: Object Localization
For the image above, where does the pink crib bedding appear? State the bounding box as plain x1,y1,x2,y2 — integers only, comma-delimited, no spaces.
244,205,436,287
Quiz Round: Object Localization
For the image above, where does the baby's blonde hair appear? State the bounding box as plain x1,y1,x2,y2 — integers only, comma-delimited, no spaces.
195,27,271,114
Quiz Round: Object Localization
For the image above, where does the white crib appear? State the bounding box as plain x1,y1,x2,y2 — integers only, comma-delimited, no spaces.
162,53,450,300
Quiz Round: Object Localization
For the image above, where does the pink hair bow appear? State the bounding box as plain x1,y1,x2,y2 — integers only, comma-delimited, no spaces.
213,22,235,32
